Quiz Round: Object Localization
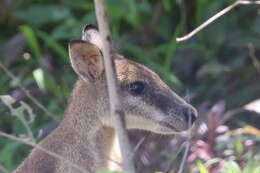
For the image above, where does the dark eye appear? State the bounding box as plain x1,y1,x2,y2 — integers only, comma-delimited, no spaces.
128,81,145,95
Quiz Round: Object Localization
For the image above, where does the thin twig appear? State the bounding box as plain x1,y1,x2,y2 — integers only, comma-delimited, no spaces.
0,131,87,173
164,139,186,173
15,114,35,142
220,108,244,125
176,110,193,173
176,0,260,42
0,95,35,143
248,42,260,75
129,136,146,160
93,0,136,172
0,61,58,121
176,141,191,173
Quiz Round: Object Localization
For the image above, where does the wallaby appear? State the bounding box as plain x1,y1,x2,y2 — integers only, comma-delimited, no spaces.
13,25,197,173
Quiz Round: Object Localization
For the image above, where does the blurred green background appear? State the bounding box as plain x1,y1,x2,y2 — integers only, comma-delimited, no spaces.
0,0,260,173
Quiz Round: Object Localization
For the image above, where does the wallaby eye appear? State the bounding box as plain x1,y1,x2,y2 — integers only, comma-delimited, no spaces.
128,81,145,95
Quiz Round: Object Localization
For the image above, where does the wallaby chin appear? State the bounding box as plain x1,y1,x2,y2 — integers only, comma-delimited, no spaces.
13,25,197,173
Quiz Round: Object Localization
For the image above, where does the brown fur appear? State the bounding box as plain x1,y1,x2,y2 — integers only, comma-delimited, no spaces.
13,30,197,173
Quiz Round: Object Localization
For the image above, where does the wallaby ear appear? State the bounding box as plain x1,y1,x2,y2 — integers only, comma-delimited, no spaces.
69,39,104,83
82,24,103,50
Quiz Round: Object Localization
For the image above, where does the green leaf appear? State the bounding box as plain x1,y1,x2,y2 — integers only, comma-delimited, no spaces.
20,25,41,60
0,141,21,168
242,159,260,173
33,68,45,91
163,0,173,12
15,5,72,27
196,160,209,173
126,0,140,27
36,30,68,62
164,19,184,72
107,0,128,20
51,19,78,39
33,68,65,97
223,161,241,173
234,138,244,157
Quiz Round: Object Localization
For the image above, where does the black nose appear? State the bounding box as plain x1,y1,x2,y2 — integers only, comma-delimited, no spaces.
182,107,197,124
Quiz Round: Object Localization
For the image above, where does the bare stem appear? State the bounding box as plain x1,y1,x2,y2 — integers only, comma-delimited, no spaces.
93,0,136,172
176,0,260,42
0,95,36,143
129,136,146,160
0,61,58,121
176,110,192,173
248,42,260,75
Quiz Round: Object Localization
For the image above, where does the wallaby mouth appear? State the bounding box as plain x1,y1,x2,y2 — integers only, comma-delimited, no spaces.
182,105,197,127
159,105,198,133
178,105,197,131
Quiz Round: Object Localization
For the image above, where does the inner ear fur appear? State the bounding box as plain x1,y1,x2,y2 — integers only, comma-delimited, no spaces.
69,39,104,83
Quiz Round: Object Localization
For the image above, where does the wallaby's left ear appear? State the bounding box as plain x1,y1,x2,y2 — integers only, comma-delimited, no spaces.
69,39,104,83
82,24,103,50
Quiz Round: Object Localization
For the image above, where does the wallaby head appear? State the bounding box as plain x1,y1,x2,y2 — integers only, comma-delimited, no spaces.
69,24,197,134
13,24,198,173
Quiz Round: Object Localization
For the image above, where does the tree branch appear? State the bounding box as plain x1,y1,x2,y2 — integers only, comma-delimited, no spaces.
0,61,58,121
176,0,260,42
176,108,193,173
93,0,136,172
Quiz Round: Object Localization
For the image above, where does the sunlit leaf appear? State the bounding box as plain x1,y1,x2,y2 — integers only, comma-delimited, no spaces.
20,25,41,60
244,99,260,114
33,68,65,97
235,138,243,156
196,160,209,173
33,68,45,91
231,126,260,136
243,159,254,173
223,161,241,173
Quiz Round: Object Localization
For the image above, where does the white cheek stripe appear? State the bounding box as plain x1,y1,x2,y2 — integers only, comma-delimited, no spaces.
125,97,171,132
101,95,186,133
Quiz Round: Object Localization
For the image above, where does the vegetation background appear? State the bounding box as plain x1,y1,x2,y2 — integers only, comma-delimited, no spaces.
0,0,259,172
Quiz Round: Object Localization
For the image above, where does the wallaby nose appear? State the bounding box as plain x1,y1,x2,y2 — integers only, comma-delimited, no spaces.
182,107,197,125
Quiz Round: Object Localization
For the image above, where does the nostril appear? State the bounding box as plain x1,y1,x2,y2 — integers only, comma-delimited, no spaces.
182,107,197,124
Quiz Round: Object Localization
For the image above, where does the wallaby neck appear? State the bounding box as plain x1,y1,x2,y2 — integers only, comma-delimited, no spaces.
56,79,120,172
55,120,118,172
14,79,121,173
